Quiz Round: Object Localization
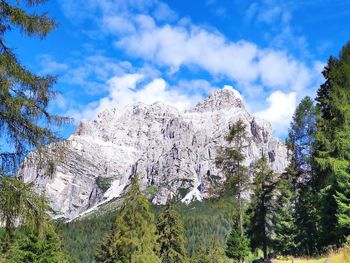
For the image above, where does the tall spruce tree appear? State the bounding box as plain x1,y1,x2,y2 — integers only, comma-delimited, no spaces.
285,96,319,255
272,172,297,256
313,41,350,245
216,119,249,236
287,96,317,187
95,175,160,263
156,197,187,263
248,155,277,260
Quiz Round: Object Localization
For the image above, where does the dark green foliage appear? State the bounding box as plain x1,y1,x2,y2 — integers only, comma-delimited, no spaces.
179,192,237,255
96,176,113,192
56,192,237,262
0,0,70,174
0,0,56,39
95,176,160,263
294,185,319,256
313,41,350,246
177,187,191,199
216,120,250,195
287,96,318,187
248,155,277,259
216,119,249,235
276,96,319,256
0,177,50,246
157,197,187,263
0,3,69,261
58,211,116,263
0,184,69,262
272,173,297,256
190,239,230,263
225,225,250,263
287,97,319,255
3,225,70,263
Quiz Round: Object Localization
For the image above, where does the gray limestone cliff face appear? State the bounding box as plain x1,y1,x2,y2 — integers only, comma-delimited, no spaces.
18,88,289,220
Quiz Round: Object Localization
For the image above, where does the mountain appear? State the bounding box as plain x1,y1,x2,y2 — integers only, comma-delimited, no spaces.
18,87,288,220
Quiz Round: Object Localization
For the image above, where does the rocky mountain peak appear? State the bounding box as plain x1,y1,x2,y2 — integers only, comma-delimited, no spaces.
190,86,245,113
18,87,289,220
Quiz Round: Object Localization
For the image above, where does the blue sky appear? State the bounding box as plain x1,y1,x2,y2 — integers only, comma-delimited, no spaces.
10,0,350,138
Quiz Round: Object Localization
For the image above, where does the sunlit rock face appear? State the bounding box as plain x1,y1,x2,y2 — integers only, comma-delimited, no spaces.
18,87,288,220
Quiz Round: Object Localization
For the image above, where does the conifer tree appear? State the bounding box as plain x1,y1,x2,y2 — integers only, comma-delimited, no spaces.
313,41,350,245
95,175,160,263
190,239,230,263
286,96,319,255
0,0,69,174
216,119,249,235
0,177,53,250
157,197,187,263
287,96,318,187
225,223,250,263
3,224,70,263
272,173,297,256
0,189,69,262
248,155,277,260
0,0,69,248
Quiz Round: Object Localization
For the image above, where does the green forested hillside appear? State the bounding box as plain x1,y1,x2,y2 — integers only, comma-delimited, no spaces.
58,193,237,263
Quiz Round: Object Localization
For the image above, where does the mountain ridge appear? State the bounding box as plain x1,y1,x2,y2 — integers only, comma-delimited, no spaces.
18,87,288,220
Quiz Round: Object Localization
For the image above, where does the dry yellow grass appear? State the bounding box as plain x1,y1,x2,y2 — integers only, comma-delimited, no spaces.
272,246,350,263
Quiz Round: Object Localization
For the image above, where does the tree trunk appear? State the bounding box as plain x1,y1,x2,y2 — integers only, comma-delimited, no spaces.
239,194,243,236
263,242,267,260
262,197,267,260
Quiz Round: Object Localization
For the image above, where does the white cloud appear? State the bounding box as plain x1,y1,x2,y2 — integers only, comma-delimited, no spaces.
111,16,319,96
116,24,261,84
58,0,324,137
257,50,312,91
254,91,296,136
60,0,321,93
102,16,135,35
69,74,207,121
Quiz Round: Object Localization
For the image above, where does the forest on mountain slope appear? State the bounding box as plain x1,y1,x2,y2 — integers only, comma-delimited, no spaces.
1,1,350,263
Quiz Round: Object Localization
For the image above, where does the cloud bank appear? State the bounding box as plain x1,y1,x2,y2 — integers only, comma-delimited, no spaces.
68,74,211,121
56,0,324,137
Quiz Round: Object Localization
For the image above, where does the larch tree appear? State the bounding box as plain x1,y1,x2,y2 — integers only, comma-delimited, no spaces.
0,0,70,174
95,175,160,263
0,0,70,247
0,189,69,262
